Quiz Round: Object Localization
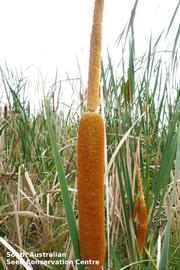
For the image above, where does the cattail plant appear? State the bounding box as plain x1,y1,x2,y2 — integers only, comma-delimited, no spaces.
133,168,148,256
77,0,105,269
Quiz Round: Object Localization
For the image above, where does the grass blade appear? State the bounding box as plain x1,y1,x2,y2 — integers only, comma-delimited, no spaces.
44,99,84,270
159,124,180,270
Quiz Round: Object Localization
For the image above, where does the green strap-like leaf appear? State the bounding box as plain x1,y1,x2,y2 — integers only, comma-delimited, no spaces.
45,99,85,270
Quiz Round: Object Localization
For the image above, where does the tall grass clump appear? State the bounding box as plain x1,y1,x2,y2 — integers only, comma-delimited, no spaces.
101,1,180,268
0,1,180,270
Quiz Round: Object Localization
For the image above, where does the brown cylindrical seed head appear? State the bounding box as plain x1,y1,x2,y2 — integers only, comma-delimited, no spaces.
87,0,104,111
77,112,105,270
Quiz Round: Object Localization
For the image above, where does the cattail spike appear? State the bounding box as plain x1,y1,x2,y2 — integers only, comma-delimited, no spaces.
134,168,148,256
137,168,144,197
137,224,147,256
87,0,104,111
77,1,105,268
77,112,105,269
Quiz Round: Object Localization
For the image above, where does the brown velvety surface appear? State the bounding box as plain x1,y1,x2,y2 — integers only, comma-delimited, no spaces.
77,112,105,270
